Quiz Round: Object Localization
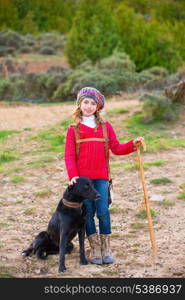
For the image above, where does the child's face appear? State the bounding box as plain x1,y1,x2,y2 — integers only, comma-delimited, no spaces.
80,98,97,117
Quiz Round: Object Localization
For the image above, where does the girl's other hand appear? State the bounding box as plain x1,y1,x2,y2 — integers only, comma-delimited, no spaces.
70,176,79,185
133,136,145,147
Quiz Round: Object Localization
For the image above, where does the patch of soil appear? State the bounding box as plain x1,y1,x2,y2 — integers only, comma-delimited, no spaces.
0,98,139,131
0,104,72,130
0,55,69,77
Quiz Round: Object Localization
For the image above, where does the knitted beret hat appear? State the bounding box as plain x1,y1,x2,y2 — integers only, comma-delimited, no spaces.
76,87,105,110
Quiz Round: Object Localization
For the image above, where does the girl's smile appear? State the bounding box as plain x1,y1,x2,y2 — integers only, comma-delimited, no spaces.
80,98,97,116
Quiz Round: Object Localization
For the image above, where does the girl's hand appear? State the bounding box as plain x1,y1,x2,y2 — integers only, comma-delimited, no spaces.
70,176,79,185
133,136,145,147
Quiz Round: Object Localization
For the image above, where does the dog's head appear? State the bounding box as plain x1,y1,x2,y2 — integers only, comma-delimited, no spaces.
64,177,100,202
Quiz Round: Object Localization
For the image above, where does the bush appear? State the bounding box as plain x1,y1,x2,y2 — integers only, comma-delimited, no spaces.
23,73,55,99
137,67,171,90
52,51,145,101
0,46,15,57
37,32,66,50
0,30,23,49
39,47,56,55
0,71,71,102
66,0,119,67
139,92,176,123
45,73,70,99
164,71,185,87
96,51,136,73
22,33,36,47
11,79,27,101
52,68,119,101
143,78,167,91
0,79,11,100
142,67,169,78
8,73,23,82
114,4,183,72
19,46,33,54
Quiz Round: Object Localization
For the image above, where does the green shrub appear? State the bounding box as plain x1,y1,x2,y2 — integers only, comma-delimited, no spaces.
153,1,185,23
96,52,143,91
97,51,136,73
139,92,176,123
19,46,33,53
39,47,56,55
37,32,66,50
0,30,23,48
22,34,36,47
0,79,11,100
53,52,142,101
138,67,169,90
52,67,118,101
142,67,169,78
11,79,27,101
168,21,185,61
0,46,15,56
0,69,71,102
45,73,70,99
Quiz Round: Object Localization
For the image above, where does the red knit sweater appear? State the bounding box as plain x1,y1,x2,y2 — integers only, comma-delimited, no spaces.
64,122,136,180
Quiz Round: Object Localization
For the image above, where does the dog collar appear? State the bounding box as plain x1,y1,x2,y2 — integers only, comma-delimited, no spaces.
62,198,82,208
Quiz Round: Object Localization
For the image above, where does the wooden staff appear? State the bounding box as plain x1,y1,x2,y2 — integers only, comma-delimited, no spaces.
135,140,157,256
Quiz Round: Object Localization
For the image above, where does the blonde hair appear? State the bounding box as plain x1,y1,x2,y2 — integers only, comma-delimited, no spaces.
72,102,104,126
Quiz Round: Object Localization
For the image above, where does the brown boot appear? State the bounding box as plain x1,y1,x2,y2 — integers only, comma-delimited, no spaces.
100,234,115,264
87,233,103,265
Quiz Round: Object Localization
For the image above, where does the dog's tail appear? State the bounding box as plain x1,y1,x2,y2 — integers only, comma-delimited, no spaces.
22,231,51,260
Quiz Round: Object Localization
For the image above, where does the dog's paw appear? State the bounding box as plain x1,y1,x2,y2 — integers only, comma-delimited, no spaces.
80,259,88,265
59,266,67,272
21,250,30,257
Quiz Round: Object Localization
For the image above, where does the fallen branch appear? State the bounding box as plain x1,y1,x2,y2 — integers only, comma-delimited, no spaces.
165,79,185,103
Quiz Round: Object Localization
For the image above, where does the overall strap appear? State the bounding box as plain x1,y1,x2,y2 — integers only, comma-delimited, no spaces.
102,122,111,180
72,125,80,156
76,137,107,143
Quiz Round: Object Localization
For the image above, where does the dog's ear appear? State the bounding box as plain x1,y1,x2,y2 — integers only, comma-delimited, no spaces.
68,184,74,191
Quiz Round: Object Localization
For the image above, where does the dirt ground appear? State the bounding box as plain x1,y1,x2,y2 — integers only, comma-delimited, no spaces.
0,96,185,278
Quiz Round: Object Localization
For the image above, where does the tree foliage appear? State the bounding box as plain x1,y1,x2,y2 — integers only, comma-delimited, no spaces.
0,0,185,72
66,0,119,67
114,3,183,72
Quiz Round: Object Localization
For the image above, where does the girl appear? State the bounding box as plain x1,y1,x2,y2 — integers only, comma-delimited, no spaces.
64,87,144,265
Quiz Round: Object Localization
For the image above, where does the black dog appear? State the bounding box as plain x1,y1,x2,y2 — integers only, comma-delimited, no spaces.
22,177,100,272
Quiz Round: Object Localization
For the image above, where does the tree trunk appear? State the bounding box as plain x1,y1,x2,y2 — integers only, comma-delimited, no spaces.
165,79,185,103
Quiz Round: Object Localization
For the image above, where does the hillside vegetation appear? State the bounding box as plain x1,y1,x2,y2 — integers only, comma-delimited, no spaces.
0,0,185,71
